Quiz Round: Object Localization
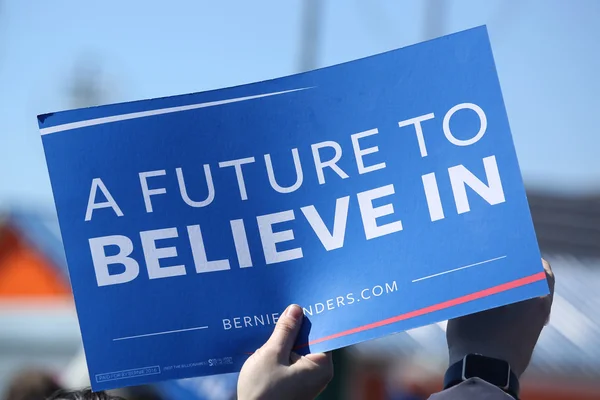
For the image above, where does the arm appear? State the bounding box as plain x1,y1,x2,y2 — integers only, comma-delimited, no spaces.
430,259,555,399
429,378,513,399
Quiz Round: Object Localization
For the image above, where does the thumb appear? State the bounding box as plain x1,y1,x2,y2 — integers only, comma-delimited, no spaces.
542,258,555,298
541,258,555,325
265,304,304,362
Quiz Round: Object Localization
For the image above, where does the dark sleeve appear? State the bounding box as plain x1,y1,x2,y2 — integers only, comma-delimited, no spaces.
427,378,514,400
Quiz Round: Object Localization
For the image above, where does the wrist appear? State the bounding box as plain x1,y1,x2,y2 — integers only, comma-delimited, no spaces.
449,346,526,379
444,354,520,400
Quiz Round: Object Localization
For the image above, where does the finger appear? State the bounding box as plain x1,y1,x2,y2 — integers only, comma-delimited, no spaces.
265,304,304,361
293,352,334,388
304,352,333,367
541,258,555,297
290,352,302,364
541,258,555,325
290,352,331,366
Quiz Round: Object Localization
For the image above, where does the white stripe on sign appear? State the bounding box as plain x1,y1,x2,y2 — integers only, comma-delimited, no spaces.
40,87,315,135
113,325,209,341
412,255,507,283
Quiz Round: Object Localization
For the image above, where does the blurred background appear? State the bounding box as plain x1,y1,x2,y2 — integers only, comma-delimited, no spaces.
1,1,599,399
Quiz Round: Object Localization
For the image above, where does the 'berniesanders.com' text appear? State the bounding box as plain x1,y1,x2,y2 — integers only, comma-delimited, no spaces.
223,280,398,330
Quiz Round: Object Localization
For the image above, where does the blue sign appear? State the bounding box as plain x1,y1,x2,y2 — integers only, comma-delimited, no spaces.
38,26,548,391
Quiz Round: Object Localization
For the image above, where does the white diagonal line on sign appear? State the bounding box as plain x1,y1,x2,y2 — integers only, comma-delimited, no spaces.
40,86,315,135
113,326,208,341
412,255,507,283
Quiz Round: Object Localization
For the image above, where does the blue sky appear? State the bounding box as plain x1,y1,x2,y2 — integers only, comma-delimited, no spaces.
1,0,599,208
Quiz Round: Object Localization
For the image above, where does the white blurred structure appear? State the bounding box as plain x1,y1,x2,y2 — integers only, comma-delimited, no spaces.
0,302,82,394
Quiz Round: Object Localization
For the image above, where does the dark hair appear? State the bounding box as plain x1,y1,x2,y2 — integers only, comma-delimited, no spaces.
47,389,125,400
2,369,62,400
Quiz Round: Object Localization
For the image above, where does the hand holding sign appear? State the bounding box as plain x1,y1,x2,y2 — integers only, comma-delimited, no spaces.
238,305,333,400
446,259,555,377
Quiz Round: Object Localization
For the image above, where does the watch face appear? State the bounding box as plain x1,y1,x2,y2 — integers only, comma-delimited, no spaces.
463,354,510,388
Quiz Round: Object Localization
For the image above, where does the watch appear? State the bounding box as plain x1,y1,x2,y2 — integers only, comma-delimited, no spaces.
443,354,520,399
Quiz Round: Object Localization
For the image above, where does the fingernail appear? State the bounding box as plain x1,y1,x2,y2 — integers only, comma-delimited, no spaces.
285,304,303,321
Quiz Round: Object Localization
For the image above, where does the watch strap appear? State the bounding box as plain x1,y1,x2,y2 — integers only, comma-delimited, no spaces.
443,355,520,399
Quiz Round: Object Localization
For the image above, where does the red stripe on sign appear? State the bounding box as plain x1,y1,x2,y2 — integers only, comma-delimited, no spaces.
300,271,546,348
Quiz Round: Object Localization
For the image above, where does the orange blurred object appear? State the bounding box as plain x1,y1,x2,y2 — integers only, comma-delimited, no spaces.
0,226,70,298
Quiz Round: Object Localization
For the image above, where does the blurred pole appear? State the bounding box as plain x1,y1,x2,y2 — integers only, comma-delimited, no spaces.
422,0,447,41
68,59,105,108
422,1,517,42
298,0,324,72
